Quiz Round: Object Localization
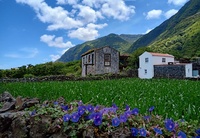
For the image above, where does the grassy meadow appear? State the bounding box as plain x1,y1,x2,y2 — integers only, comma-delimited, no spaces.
1,78,200,122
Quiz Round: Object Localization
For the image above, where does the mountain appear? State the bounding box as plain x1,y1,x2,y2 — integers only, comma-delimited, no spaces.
57,33,142,62
128,0,200,58
119,34,143,43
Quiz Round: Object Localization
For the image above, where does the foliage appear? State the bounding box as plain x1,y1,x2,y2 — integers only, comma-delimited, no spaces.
0,61,81,78
1,78,200,122
26,100,200,137
24,74,35,78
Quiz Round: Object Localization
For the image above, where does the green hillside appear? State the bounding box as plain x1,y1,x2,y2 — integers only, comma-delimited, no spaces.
57,33,142,62
149,12,200,58
128,0,200,58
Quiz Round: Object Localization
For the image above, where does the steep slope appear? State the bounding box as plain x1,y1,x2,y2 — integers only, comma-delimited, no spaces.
128,0,200,58
149,12,200,58
57,33,142,62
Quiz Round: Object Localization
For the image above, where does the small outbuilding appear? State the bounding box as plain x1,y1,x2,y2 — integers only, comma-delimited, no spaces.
81,46,119,77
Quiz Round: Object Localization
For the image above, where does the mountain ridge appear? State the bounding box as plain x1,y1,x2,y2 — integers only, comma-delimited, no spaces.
57,33,142,62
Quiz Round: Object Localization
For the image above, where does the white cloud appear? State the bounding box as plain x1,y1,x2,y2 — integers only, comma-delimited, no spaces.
50,54,60,61
68,23,107,41
100,0,135,21
145,29,152,34
146,9,162,20
4,48,39,58
40,34,75,48
165,9,178,19
16,0,83,31
168,0,189,6
56,0,79,5
75,5,103,23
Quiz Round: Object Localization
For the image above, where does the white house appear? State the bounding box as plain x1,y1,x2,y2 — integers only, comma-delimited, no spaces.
138,51,193,79
138,52,174,79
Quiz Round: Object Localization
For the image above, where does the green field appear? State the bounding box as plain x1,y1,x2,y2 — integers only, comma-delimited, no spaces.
1,78,200,122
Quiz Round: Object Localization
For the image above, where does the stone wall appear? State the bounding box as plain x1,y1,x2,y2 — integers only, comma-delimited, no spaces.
0,74,134,83
154,65,185,79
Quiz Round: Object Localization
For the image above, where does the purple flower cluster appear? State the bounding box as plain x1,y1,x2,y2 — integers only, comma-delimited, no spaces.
57,102,199,137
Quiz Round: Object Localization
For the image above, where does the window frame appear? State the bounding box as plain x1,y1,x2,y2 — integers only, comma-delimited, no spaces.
104,54,111,66
145,58,149,63
162,58,166,63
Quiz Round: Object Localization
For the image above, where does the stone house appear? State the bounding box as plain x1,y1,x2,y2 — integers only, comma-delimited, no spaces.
81,46,119,77
138,51,193,79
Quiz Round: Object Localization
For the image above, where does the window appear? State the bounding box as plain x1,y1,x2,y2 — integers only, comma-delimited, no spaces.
104,54,111,66
83,57,85,64
92,54,94,64
145,69,147,74
162,58,166,63
88,55,91,62
145,58,149,63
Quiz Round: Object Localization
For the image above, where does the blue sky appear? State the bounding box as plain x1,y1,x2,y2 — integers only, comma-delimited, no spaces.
0,0,189,69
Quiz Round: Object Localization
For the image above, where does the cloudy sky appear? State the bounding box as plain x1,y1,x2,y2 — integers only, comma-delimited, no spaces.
0,0,189,69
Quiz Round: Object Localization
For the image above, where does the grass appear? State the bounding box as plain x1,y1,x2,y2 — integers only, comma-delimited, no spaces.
0,78,200,122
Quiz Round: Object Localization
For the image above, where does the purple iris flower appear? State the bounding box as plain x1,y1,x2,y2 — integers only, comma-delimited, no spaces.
95,113,102,125
153,128,162,135
124,110,132,118
94,112,102,119
78,106,85,116
112,117,120,127
125,104,130,111
63,114,70,122
89,112,103,126
86,104,94,112
120,114,127,123
177,131,187,138
88,112,95,120
112,103,118,110
131,128,138,136
149,106,155,112
70,112,80,123
165,119,175,132
140,128,147,137
94,118,102,126
132,108,139,115
61,105,68,111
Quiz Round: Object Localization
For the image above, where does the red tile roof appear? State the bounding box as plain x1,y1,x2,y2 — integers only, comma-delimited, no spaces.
149,52,174,57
